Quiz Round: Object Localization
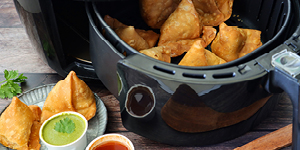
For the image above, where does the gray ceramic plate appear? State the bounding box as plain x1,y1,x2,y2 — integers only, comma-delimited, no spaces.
0,83,108,150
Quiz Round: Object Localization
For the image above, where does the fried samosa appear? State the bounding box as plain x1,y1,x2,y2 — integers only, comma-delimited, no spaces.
163,26,215,57
178,40,208,66
140,46,171,63
135,29,160,48
192,0,224,26
211,22,247,62
215,0,234,21
139,0,181,29
179,40,226,66
211,22,262,62
158,0,201,46
41,71,97,123
114,26,150,51
104,15,159,50
201,26,217,46
28,105,42,150
0,97,34,150
165,39,202,57
205,49,227,65
103,15,127,30
239,29,262,58
192,0,233,26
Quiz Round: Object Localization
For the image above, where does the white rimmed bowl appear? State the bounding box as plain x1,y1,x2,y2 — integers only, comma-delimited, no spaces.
39,111,88,150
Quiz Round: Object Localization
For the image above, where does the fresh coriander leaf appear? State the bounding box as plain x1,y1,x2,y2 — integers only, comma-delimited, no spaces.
0,70,27,98
0,84,14,98
54,117,75,134
0,90,5,99
4,70,18,80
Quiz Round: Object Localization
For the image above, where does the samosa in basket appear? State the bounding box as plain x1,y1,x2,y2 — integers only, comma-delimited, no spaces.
178,40,226,66
41,71,97,123
0,97,34,150
158,0,202,46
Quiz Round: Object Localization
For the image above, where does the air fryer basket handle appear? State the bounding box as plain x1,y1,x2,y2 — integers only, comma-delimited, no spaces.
269,68,300,149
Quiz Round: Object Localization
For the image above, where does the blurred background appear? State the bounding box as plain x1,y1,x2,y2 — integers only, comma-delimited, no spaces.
0,0,55,73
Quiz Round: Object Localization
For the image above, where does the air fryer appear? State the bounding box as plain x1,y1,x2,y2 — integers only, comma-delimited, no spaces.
87,0,300,149
13,0,98,80
13,0,300,149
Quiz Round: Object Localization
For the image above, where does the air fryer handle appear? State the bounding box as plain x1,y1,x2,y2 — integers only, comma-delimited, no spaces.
269,68,300,150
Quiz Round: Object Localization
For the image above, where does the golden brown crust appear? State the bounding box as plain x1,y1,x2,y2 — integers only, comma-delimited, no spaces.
192,0,224,26
211,23,262,62
239,29,262,58
41,71,97,123
201,26,217,47
0,97,34,149
139,0,181,29
104,15,160,51
211,22,247,62
178,40,208,66
28,105,42,150
114,26,150,51
215,0,234,21
140,46,171,63
135,29,160,48
158,0,201,46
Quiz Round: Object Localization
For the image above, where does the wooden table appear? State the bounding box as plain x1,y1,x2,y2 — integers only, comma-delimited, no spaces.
0,1,293,149
0,73,293,150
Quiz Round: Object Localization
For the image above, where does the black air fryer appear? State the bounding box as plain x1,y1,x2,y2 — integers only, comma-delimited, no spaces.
14,0,300,149
14,0,98,80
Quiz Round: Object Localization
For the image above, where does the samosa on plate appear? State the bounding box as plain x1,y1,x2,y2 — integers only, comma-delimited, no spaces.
0,97,34,150
28,105,42,150
41,71,97,123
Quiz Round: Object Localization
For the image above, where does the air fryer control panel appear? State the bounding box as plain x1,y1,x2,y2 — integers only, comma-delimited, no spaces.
272,49,300,77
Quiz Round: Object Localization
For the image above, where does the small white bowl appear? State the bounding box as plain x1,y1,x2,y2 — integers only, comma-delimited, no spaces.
39,111,88,150
86,133,134,150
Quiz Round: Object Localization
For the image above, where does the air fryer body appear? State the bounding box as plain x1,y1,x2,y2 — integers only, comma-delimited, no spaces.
88,0,300,146
14,0,300,147
13,0,98,80
116,55,284,146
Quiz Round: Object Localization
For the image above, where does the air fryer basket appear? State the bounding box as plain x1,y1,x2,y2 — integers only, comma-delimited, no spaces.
93,0,292,67
87,0,300,148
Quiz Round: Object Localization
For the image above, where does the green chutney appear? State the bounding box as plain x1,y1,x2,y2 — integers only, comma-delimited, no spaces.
42,113,86,146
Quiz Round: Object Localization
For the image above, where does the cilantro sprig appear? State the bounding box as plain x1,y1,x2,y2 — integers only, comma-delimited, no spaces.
54,117,76,134
0,70,27,99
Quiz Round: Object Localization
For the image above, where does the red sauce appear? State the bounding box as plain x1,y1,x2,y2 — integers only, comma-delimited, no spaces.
93,141,129,150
